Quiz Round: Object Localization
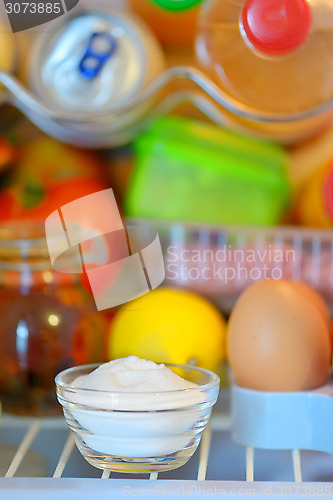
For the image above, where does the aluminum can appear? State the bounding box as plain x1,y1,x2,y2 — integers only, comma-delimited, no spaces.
20,5,165,148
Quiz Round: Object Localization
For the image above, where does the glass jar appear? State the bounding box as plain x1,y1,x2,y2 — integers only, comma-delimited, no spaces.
0,222,108,416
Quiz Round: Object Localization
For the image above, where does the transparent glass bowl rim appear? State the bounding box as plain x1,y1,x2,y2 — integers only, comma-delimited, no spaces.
55,361,221,398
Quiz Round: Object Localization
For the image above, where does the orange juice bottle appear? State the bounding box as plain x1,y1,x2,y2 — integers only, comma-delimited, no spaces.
196,0,333,115
129,0,203,47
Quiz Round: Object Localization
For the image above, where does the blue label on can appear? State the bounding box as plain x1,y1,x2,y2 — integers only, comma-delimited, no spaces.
79,32,117,80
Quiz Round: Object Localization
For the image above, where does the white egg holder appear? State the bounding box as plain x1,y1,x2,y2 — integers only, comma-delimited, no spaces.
232,376,333,455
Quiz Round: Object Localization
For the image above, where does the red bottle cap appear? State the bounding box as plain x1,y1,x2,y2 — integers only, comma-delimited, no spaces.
241,0,312,56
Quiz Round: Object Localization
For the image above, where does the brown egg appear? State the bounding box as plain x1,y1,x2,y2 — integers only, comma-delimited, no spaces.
290,281,330,327
227,280,332,392
329,320,333,352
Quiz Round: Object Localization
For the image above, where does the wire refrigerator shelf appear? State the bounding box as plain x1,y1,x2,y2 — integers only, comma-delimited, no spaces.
1,224,333,498
1,390,333,500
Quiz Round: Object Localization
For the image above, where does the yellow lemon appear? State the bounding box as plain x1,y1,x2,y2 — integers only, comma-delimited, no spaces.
108,288,226,372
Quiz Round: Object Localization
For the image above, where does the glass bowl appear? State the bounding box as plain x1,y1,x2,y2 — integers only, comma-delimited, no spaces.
55,362,220,473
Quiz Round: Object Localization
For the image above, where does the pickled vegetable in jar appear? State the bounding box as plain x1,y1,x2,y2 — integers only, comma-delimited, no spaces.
0,223,107,415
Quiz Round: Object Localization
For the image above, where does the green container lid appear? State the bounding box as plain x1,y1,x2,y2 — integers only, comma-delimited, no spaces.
125,116,291,226
148,0,202,11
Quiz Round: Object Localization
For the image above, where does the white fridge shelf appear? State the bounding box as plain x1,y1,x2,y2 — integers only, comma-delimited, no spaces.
1,391,333,499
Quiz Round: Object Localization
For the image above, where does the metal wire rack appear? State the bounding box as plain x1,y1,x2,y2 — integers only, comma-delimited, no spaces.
1,390,333,500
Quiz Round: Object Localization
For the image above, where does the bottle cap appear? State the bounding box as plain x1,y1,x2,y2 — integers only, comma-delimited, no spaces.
241,0,312,56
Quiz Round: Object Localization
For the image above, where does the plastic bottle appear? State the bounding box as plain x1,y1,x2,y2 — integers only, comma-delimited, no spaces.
129,0,203,47
196,0,333,115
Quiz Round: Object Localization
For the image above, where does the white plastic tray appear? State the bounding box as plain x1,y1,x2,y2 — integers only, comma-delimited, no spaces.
127,219,333,312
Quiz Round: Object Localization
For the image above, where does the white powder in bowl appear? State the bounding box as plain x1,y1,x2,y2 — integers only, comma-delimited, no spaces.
73,356,197,393
62,357,217,458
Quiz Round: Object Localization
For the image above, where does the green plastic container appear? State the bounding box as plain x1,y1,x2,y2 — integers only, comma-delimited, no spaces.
125,116,291,226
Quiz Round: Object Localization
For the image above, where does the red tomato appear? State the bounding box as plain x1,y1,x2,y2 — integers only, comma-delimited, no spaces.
0,178,111,223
